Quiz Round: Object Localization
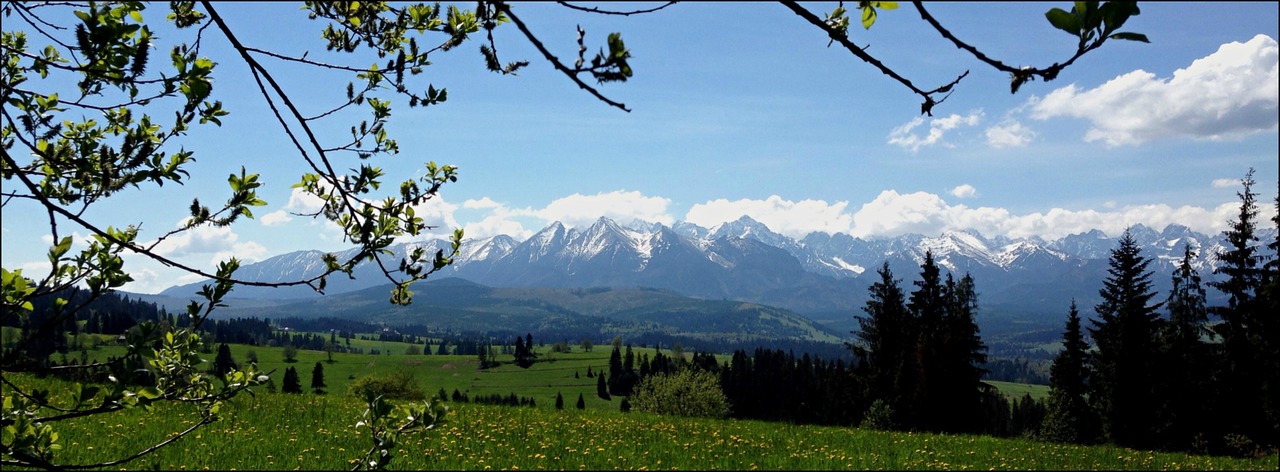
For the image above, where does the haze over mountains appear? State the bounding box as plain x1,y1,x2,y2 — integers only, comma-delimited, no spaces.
160,216,1274,333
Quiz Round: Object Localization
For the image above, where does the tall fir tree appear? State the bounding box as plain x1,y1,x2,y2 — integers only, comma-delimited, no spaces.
907,251,947,431
281,366,302,394
311,361,327,393
937,272,990,433
852,261,916,429
607,343,624,395
1209,168,1277,448
1041,300,1099,444
211,343,237,378
1156,243,1214,449
1262,185,1280,441
1088,229,1164,449
597,373,611,400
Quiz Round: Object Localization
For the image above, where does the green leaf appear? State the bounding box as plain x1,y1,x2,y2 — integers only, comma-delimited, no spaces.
1045,8,1081,35
1108,32,1149,43
861,6,877,29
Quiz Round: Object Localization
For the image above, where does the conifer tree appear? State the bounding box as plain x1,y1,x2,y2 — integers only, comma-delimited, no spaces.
907,251,947,431
852,262,915,429
555,392,565,410
1156,243,1213,448
211,343,237,378
1208,168,1276,446
597,374,611,400
1089,229,1164,448
1042,300,1098,444
937,272,989,433
311,361,327,394
576,393,586,410
282,366,302,394
608,343,623,395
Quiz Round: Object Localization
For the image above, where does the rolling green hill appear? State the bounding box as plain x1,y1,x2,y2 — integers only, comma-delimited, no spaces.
204,277,847,346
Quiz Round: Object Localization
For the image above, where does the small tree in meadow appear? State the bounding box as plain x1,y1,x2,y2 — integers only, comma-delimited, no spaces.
282,344,298,363
576,393,586,410
555,392,565,410
311,362,327,394
282,367,303,394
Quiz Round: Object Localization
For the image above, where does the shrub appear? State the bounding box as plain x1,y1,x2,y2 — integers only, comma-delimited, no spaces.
347,369,426,401
861,399,896,431
629,368,729,419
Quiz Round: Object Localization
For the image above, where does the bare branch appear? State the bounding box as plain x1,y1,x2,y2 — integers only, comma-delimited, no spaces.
494,2,631,112
778,1,965,116
555,1,678,16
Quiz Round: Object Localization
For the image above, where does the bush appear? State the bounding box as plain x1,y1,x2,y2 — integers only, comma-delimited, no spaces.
629,368,730,419
861,399,896,431
347,370,427,401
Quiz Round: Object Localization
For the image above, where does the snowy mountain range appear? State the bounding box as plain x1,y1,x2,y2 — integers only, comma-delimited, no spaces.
160,216,1274,327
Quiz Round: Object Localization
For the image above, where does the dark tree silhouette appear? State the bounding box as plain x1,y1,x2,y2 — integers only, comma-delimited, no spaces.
1089,229,1164,448
281,366,302,394
1042,300,1099,444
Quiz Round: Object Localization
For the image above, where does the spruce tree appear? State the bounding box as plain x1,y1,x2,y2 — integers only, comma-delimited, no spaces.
1042,300,1098,444
937,272,989,433
555,392,565,410
1088,229,1164,448
1156,243,1213,449
907,251,947,431
211,343,237,378
576,393,586,410
607,343,623,395
1262,186,1280,441
597,373,611,400
1207,168,1275,447
282,366,302,394
852,262,915,429
311,361,327,393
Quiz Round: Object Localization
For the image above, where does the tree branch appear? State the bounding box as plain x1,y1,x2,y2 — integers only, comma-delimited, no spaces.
778,1,965,116
493,2,630,112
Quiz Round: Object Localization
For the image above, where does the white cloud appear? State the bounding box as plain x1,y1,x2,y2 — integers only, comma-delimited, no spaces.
260,210,293,226
463,197,503,210
684,195,855,239
151,223,268,264
282,186,327,214
1031,34,1279,146
533,191,674,229
842,190,1255,240
985,120,1036,148
1212,178,1241,188
887,111,984,152
950,184,979,199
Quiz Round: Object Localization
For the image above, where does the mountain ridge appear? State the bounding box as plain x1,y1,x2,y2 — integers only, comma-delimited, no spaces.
159,217,1275,327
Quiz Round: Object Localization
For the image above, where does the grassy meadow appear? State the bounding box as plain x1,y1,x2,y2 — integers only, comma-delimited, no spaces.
7,335,1278,470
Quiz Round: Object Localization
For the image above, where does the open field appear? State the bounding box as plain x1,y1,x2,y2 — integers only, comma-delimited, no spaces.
7,372,1275,471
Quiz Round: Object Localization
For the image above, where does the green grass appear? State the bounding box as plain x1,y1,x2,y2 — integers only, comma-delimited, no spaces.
986,380,1051,401
7,372,1275,471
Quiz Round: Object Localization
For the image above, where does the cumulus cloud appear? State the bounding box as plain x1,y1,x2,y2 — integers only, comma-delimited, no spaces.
887,111,984,152
950,185,979,199
151,223,268,265
532,191,674,229
685,195,855,239
260,210,293,226
985,119,1036,148
843,189,1253,240
451,191,676,241
1030,34,1279,146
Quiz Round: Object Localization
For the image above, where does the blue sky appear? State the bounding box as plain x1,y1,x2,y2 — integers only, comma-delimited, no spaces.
2,2,1277,294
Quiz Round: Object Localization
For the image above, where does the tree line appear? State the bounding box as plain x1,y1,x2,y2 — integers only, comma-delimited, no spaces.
1041,170,1278,456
